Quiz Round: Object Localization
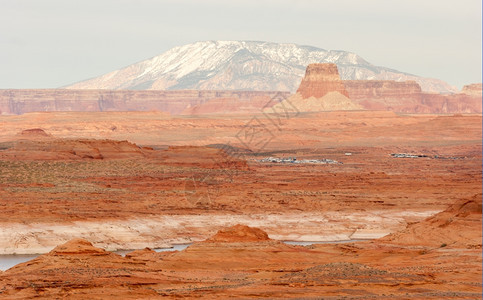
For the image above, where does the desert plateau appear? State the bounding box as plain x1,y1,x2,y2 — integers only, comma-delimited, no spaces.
0,58,481,298
0,2,482,297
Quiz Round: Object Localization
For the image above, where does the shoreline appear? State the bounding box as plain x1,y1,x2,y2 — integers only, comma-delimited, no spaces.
0,210,439,255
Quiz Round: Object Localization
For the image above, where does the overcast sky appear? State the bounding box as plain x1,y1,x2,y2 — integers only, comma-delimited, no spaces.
0,0,481,89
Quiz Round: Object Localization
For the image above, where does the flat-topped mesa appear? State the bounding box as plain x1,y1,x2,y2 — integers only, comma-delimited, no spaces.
461,83,482,96
0,89,289,115
343,80,422,100
296,63,350,99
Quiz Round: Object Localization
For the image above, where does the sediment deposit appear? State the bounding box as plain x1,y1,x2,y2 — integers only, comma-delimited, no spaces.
0,212,480,298
0,111,480,256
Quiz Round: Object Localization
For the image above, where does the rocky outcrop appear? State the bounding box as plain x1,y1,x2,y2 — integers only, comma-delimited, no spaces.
49,238,110,256
408,93,482,114
343,80,482,113
296,63,350,99
381,194,482,248
0,131,149,160
344,80,422,102
206,224,270,242
461,83,482,96
17,128,53,139
0,89,289,115
1,81,479,115
269,64,362,112
1,219,481,298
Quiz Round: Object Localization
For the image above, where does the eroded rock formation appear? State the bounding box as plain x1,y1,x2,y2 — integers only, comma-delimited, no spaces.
461,83,482,96
296,63,350,99
381,193,482,247
344,80,482,113
0,216,480,298
0,130,149,160
181,95,281,115
206,224,270,242
270,63,362,112
0,89,289,115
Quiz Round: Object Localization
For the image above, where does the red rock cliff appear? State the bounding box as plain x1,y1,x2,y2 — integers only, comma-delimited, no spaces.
296,63,349,99
461,83,482,96
0,89,290,115
344,80,422,100
343,80,482,113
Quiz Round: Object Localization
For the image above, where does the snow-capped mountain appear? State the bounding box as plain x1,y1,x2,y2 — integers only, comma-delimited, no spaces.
65,41,456,93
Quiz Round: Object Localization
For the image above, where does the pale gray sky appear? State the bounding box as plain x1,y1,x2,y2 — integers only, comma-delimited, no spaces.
0,0,481,89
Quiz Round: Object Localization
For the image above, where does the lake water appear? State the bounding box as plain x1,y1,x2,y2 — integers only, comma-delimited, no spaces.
0,254,38,272
0,240,369,271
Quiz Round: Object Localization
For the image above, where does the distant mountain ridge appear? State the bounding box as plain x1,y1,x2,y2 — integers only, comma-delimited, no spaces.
65,41,457,93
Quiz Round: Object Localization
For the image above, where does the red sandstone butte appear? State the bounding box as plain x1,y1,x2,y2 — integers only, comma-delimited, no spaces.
296,63,350,99
206,224,270,242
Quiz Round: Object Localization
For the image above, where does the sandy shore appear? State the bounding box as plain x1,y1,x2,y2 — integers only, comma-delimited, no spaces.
0,210,439,254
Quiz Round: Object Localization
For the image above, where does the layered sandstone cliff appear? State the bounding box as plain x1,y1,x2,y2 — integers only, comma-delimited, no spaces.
461,83,482,96
0,80,480,116
344,80,422,108
180,95,282,115
270,63,362,112
0,89,289,115
296,63,350,99
343,80,482,113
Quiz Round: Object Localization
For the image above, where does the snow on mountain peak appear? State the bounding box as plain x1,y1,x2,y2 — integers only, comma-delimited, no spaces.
65,40,457,93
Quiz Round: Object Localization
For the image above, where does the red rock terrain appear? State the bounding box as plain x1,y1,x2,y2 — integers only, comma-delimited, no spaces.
344,80,482,113
0,111,480,251
0,129,151,160
181,95,281,115
296,63,350,98
0,89,289,115
382,193,482,248
270,63,362,112
0,214,480,298
1,68,479,116
0,106,481,297
462,83,483,96
206,224,270,242
344,80,423,110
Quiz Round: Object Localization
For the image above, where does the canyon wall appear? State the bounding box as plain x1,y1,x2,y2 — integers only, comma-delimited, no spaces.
0,90,290,115
291,64,481,114
344,80,482,113
461,83,483,96
0,80,480,115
